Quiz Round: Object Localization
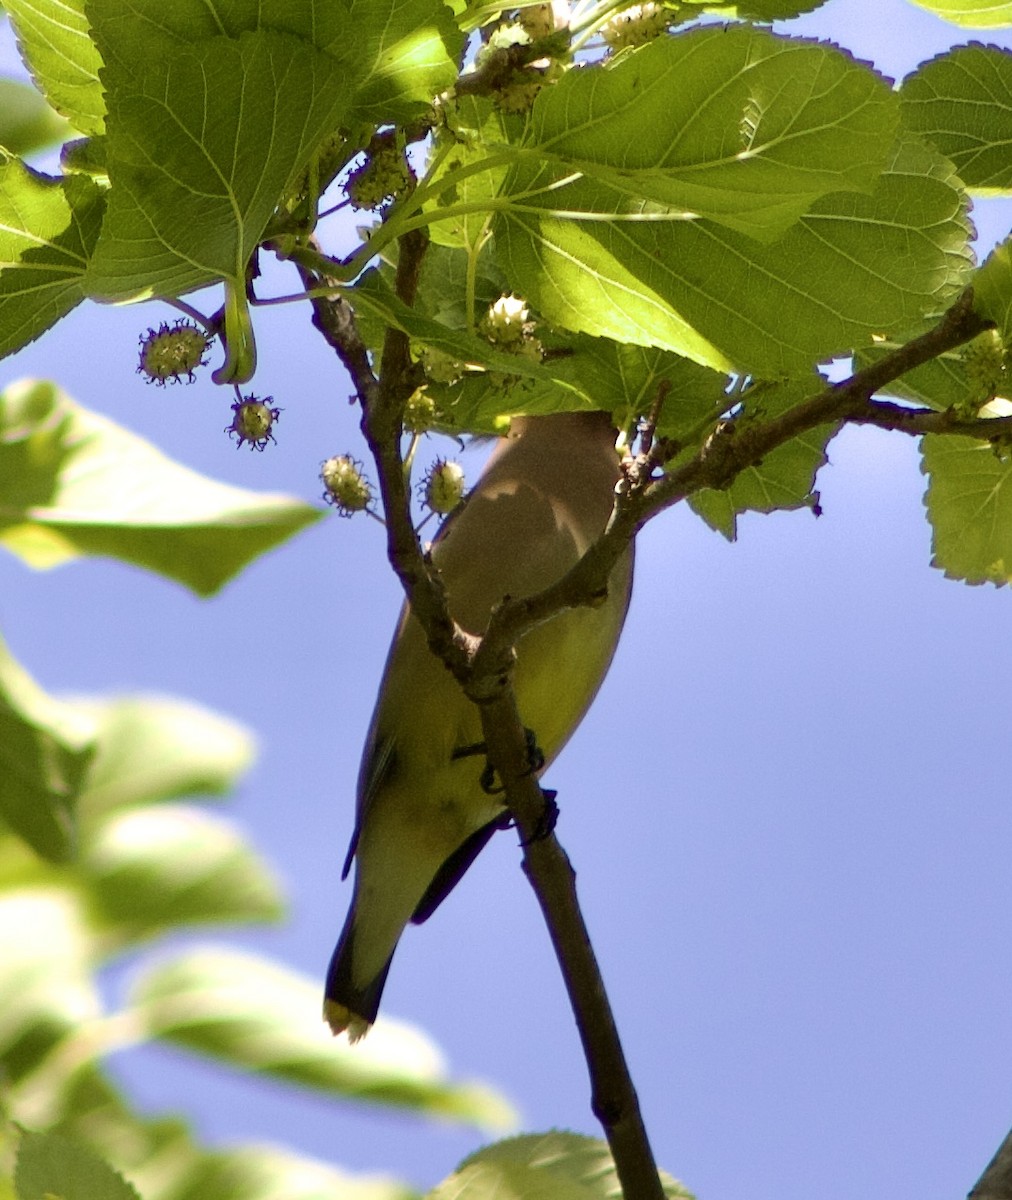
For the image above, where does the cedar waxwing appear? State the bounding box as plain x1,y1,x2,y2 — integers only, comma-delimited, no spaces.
324,410,634,1038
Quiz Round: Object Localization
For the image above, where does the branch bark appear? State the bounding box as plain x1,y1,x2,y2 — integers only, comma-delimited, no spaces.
970,1128,1012,1200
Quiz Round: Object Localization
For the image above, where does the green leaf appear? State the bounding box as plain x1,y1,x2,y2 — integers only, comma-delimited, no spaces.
341,0,465,125
0,153,105,361
352,269,590,399
5,0,105,136
688,378,836,539
922,422,1012,585
86,30,350,301
82,805,284,942
904,0,1012,29
177,1145,416,1200
72,695,255,818
0,634,95,862
856,343,969,408
0,380,321,596
0,79,71,155
564,338,731,438
510,26,898,242
127,946,518,1129
975,234,1012,336
496,134,973,375
86,0,463,127
901,44,1012,193
47,1067,203,1200
15,1130,141,1200
427,1132,693,1200
730,0,830,15
0,889,100,1083
424,96,522,253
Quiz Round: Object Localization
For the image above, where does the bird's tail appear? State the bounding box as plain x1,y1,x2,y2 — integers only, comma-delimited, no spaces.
323,914,393,1041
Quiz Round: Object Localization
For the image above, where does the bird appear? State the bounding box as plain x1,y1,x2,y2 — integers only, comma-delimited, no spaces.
324,409,634,1039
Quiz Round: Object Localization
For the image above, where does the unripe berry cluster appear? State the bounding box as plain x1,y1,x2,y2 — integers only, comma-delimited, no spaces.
226,395,281,451
962,329,1008,406
137,319,211,385
321,455,374,516
345,137,414,211
602,3,670,50
421,458,466,515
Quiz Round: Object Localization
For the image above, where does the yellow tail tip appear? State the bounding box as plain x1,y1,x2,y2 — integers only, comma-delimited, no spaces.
323,998,371,1042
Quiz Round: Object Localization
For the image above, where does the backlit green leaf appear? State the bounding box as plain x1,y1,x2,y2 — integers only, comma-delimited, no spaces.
922,420,1012,585
127,946,517,1128
688,378,837,538
5,0,105,135
904,0,1012,29
901,44,1012,193
496,135,973,375
15,1130,141,1200
975,234,1012,335
0,79,71,155
511,26,897,241
0,153,105,360
0,634,94,862
86,30,350,300
0,380,321,595
177,1145,416,1200
72,695,254,818
0,890,100,1083
428,1132,693,1200
83,805,284,941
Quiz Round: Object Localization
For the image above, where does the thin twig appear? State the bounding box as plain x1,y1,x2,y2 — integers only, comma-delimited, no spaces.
970,1127,1012,1199
477,687,666,1200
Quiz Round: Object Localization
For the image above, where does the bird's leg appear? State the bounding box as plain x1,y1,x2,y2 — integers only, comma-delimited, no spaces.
452,728,545,795
518,788,559,846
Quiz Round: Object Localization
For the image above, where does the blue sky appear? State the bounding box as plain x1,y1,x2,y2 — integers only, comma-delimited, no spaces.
3,1,1012,1197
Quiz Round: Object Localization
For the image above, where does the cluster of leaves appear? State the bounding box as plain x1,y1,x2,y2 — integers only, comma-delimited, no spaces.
0,380,519,1198
2,0,1011,573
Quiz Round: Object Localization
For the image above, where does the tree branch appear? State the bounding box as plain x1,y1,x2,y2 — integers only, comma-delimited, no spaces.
477,687,666,1200
970,1127,1012,1200
473,288,994,680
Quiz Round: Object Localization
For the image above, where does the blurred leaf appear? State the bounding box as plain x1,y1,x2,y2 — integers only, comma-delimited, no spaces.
0,889,99,1085
14,1129,140,1200
177,1144,417,1200
126,947,517,1129
4,0,105,136
0,634,94,862
901,44,1012,193
922,419,1012,585
82,805,284,942
427,1132,693,1200
0,153,105,361
0,380,322,595
688,378,837,539
0,79,71,155
43,1067,202,1200
72,695,255,819
904,0,1012,28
